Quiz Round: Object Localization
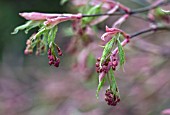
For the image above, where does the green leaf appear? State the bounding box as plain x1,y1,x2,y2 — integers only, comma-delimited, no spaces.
47,26,58,44
96,77,105,98
33,27,46,40
116,33,125,67
41,30,49,52
12,20,32,34
42,30,49,43
24,21,43,34
82,4,102,25
11,20,43,34
155,7,166,16
60,0,68,5
100,36,115,67
109,69,117,94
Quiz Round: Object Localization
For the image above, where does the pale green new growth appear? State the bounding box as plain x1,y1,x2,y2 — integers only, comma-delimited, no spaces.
11,20,43,34
109,69,120,96
96,77,105,98
48,26,58,44
100,37,115,67
116,33,125,67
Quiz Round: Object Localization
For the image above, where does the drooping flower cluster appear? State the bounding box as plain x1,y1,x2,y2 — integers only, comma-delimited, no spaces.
96,26,130,81
48,48,61,67
24,33,46,56
96,25,130,106
105,89,120,106
96,56,118,75
12,12,82,67
47,43,63,67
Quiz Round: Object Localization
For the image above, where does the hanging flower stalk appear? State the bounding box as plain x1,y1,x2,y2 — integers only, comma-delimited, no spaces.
95,25,130,106
12,12,82,67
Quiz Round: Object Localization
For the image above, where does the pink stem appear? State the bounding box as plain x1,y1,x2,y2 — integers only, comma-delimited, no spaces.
19,12,82,21
112,14,129,28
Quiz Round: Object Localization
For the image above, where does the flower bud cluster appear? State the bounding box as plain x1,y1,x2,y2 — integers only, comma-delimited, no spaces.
24,35,46,56
95,56,118,74
56,46,63,56
105,89,120,106
47,48,62,67
24,39,33,55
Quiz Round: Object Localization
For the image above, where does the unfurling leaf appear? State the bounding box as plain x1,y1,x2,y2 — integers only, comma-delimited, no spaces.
100,36,115,67
116,33,125,67
109,69,119,95
11,20,43,34
96,77,105,98
48,25,58,44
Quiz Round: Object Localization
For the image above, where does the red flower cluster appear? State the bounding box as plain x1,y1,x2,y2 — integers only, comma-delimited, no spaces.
96,56,118,73
95,55,119,84
48,49,61,67
105,89,120,106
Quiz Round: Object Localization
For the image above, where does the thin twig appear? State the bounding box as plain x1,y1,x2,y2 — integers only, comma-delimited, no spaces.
111,25,170,57
82,1,170,18
130,26,170,39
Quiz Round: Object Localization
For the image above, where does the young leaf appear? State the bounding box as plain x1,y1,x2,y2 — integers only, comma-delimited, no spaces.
11,20,43,34
24,21,44,34
109,69,117,94
47,25,58,44
33,27,46,40
116,33,125,67
96,77,105,98
155,7,166,17
41,30,49,53
100,36,115,67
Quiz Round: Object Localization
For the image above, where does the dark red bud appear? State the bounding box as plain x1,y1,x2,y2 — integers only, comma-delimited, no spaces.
49,55,54,61
49,61,53,65
99,68,103,73
117,98,120,102
97,57,101,62
95,63,99,67
112,67,116,71
48,49,52,55
54,61,59,67
41,46,45,50
58,51,62,56
112,61,118,66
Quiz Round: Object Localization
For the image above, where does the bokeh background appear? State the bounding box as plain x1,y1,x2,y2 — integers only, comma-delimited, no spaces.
0,0,170,115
